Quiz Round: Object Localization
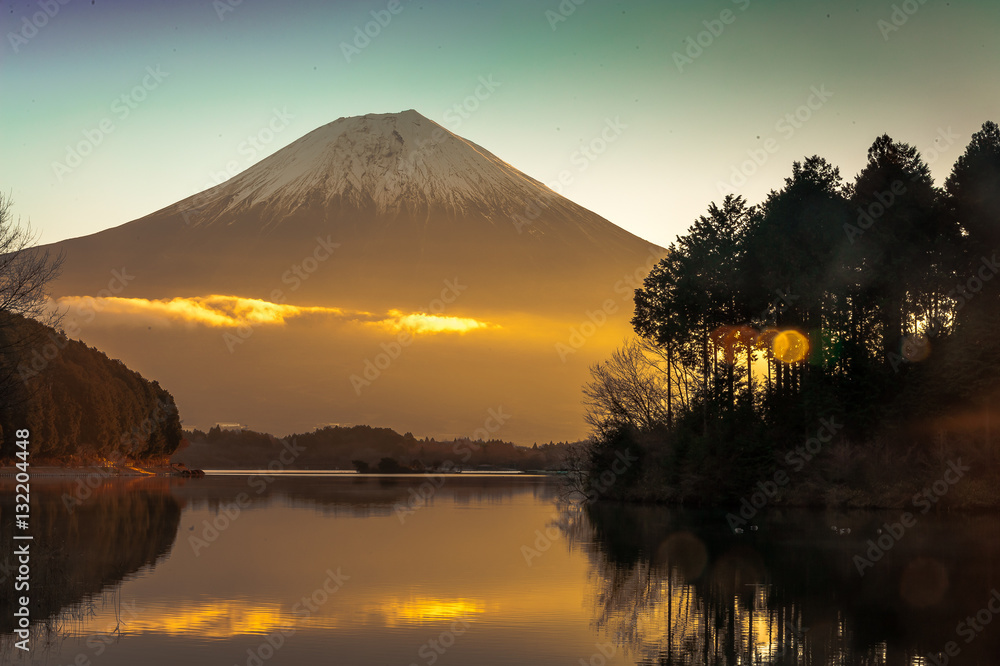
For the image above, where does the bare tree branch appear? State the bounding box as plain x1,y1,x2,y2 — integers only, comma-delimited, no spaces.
0,192,66,408
583,336,696,436
0,191,64,323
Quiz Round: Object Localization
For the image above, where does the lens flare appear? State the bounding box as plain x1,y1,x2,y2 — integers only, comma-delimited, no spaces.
772,330,809,363
755,328,780,352
901,333,931,362
710,325,760,364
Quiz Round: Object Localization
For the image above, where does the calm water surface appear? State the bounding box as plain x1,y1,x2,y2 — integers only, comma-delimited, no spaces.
1,474,998,665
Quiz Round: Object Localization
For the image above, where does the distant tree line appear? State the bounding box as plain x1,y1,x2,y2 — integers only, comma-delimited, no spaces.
584,121,1000,506
178,423,574,471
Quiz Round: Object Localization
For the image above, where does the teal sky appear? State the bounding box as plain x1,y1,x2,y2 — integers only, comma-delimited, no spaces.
2,0,998,247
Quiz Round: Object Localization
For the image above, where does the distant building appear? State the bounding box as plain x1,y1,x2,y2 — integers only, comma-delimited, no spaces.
214,422,247,432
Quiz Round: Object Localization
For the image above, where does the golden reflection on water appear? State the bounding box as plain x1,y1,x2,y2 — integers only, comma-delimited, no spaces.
368,597,489,626
54,595,491,640
65,599,340,638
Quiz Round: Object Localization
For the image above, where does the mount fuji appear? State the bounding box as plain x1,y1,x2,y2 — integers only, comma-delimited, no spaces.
43,110,663,442
48,110,656,313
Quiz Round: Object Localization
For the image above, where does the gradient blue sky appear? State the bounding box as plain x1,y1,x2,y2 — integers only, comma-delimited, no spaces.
2,0,998,248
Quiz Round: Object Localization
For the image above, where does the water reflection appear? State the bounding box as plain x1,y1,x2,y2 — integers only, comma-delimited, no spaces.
370,597,489,627
1,475,596,666
577,503,1000,665
171,473,561,517
0,476,181,654
0,477,180,626
3,476,998,665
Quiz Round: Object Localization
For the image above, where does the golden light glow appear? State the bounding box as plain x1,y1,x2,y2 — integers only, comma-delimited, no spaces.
772,330,809,364
54,294,356,328
755,328,780,352
371,596,488,626
131,602,292,637
52,295,497,336
75,600,339,638
711,325,761,364
68,595,491,640
372,309,497,335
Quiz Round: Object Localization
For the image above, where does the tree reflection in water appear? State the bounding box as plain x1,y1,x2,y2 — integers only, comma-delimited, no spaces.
567,502,1000,666
0,477,181,654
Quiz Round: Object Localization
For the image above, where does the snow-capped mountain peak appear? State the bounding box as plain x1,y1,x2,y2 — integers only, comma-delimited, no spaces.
190,110,578,228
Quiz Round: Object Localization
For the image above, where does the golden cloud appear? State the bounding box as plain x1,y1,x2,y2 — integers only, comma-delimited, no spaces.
372,309,499,335
53,295,497,335
55,294,357,328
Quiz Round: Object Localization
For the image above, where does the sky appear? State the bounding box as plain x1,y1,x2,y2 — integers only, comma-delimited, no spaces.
2,0,998,250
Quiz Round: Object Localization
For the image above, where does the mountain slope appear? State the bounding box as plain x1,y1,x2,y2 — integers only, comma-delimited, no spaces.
39,110,663,443
47,110,659,315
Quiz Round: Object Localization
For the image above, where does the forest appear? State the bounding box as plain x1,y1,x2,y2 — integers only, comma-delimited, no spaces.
0,312,183,462
583,121,1000,508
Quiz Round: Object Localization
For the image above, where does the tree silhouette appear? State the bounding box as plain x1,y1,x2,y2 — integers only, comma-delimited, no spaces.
589,123,1000,505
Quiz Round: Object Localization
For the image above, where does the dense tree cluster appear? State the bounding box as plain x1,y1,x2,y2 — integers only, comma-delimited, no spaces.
585,122,1000,505
0,312,183,461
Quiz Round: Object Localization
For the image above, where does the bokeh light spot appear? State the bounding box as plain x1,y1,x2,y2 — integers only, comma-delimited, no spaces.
901,333,931,362
900,558,949,607
656,531,708,582
772,330,809,363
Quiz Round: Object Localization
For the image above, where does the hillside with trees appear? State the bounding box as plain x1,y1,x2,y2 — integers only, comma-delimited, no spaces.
582,121,1000,508
0,192,182,462
0,312,183,462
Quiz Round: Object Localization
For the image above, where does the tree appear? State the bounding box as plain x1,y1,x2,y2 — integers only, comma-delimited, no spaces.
584,125,1000,504
583,336,695,436
376,456,406,473
946,121,1000,253
0,193,64,408
850,135,947,371
935,122,1000,401
0,192,63,321
634,195,756,420
0,312,183,460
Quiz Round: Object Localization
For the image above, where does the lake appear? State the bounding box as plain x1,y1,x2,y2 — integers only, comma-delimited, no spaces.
1,474,999,665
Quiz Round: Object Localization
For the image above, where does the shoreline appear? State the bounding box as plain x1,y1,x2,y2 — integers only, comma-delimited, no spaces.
2,466,997,511
0,466,556,478
0,465,175,477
